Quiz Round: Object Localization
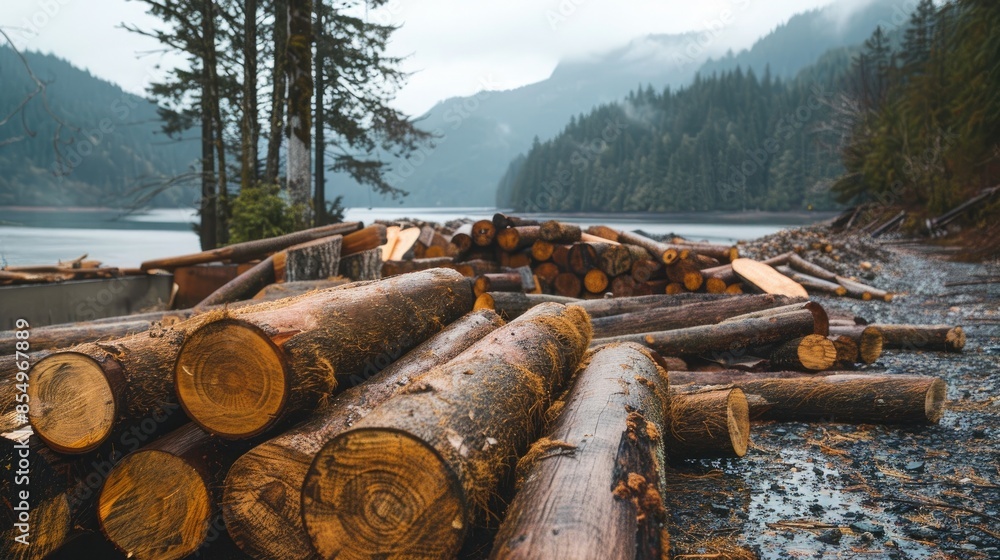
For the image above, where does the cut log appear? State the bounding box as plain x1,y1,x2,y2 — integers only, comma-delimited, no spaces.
595,308,818,358
786,254,839,282
338,248,382,280
720,301,829,337
702,252,792,285
140,221,361,270
531,239,555,262
732,258,808,298
493,213,540,230
251,278,352,301
382,256,455,277
539,221,582,243
490,342,669,560
286,235,342,282
926,184,999,230
454,259,501,277
174,268,475,438
664,258,704,292
868,324,965,352
616,231,679,265
97,423,253,560
869,210,906,237
380,226,401,261
554,272,583,298
668,242,739,263
340,224,388,257
567,242,600,275
631,258,664,283
474,273,524,297
670,373,947,424
496,226,542,252
27,326,196,454
223,310,505,560
830,335,860,365
611,275,639,297
533,262,560,288
828,325,884,364
596,244,635,277
583,269,610,293
473,292,580,320
450,223,474,254
388,227,421,261
775,265,847,296
0,318,175,355
584,225,620,242
665,282,684,295
472,219,497,247
301,303,592,559
836,276,894,302
590,294,795,339
666,388,749,459
766,334,838,371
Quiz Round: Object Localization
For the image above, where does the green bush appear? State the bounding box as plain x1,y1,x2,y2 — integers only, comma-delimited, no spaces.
228,183,295,243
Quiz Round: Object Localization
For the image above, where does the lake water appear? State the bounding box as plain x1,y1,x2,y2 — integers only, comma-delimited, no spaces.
0,207,833,268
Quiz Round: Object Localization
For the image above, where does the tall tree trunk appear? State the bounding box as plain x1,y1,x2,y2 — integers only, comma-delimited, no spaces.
204,0,229,245
264,0,287,184
313,0,326,224
199,55,217,251
241,0,259,191
287,0,313,224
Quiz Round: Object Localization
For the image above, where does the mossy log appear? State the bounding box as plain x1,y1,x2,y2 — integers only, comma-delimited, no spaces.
140,222,361,270
301,303,592,559
97,423,254,560
828,325,884,364
594,308,818,358
174,268,474,438
867,324,965,352
223,310,504,560
666,388,750,459
670,373,946,424
590,294,793,339
490,342,670,560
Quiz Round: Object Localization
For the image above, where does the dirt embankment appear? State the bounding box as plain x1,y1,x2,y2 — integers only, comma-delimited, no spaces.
664,228,1000,559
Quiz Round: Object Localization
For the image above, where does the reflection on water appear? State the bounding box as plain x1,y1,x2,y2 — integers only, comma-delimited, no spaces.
0,207,831,267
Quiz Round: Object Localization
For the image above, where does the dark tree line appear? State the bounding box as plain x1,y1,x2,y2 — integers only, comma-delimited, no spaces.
127,0,428,249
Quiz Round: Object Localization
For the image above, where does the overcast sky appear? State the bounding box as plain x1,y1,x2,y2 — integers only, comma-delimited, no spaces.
2,0,871,116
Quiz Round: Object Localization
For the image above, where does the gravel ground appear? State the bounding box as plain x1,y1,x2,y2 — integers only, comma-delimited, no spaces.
665,234,1000,559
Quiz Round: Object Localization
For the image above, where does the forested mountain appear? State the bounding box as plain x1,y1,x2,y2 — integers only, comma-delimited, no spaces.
333,1,901,208
497,48,852,213
0,48,199,208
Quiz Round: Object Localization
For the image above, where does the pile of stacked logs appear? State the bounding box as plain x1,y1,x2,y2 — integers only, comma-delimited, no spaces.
1,245,961,559
0,255,136,285
380,215,893,302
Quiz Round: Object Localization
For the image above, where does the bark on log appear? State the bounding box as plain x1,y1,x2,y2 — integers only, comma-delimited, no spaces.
338,248,382,281
340,224,388,258
584,225,620,242
595,309,818,358
786,254,839,282
616,231,679,265
285,235,342,282
766,334,838,371
836,276,894,302
454,259,501,277
381,257,456,277
174,268,474,438
775,265,847,296
611,275,639,297
490,342,670,560
868,324,965,352
830,335,860,365
301,303,592,559
719,301,829,337
539,221,582,243
0,319,172,355
196,255,278,309
670,373,946,424
567,243,599,275
251,278,352,301
473,292,580,320
666,388,750,459
664,258,704,292
630,258,663,283
474,273,524,297
223,311,504,560
97,423,255,560
597,244,636,277
828,325,884,364
449,223,474,255
590,294,794,339
140,222,361,270
492,213,539,230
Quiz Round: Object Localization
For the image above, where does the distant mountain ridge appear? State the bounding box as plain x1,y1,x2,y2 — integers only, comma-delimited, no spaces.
333,0,903,208
0,48,200,208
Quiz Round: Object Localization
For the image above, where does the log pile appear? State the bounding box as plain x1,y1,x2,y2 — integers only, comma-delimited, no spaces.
2,215,969,560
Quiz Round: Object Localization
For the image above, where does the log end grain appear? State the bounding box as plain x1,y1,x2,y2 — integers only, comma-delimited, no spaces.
705,277,727,294
28,352,118,454
98,450,211,560
925,378,947,423
175,318,292,438
796,334,839,371
859,327,885,364
946,326,965,352
302,428,467,559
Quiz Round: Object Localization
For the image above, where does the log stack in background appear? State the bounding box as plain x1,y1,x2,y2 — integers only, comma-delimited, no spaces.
6,214,968,560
